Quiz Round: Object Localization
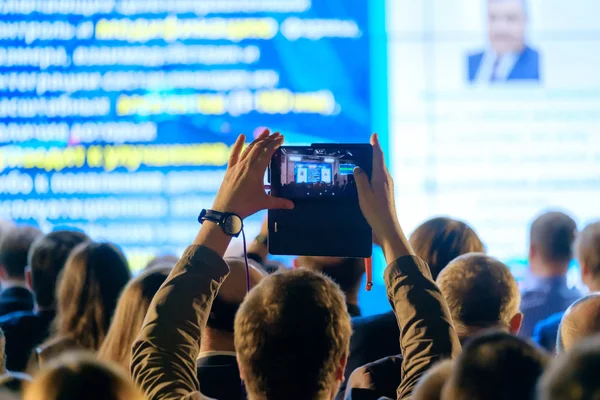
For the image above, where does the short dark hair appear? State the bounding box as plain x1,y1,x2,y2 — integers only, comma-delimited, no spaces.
538,335,600,400
0,225,42,278
437,254,520,334
445,331,548,400
297,257,365,295
530,211,577,264
576,221,600,278
235,269,351,400
409,217,485,280
28,230,90,309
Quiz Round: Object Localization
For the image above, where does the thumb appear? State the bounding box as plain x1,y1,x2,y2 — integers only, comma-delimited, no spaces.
266,195,295,210
354,167,372,199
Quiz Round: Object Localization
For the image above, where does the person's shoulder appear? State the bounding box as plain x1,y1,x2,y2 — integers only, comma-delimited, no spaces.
523,45,540,58
0,310,36,328
535,311,564,331
467,50,485,61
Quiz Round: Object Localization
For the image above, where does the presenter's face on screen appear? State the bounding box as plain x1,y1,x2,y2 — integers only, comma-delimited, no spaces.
487,0,527,55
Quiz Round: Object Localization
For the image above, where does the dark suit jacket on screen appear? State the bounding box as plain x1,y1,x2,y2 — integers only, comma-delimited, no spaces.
0,287,33,317
196,354,243,400
0,309,55,372
468,46,540,82
131,246,461,400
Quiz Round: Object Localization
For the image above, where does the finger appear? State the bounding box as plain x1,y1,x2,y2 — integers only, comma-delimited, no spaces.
228,134,246,168
256,134,284,169
247,133,282,165
265,195,295,210
370,132,385,165
240,128,271,161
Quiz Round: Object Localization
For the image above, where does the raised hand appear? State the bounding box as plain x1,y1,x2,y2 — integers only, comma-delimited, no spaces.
354,133,414,263
212,129,294,219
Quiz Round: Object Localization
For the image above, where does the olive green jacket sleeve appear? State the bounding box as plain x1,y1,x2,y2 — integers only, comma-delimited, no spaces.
384,256,461,400
131,245,230,400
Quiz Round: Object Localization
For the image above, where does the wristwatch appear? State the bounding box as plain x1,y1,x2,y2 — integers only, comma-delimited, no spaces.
198,209,243,237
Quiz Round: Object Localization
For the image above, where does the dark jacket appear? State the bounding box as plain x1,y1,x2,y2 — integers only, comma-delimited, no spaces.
533,311,564,352
468,46,540,82
0,287,33,318
0,309,55,372
131,246,461,400
196,354,243,400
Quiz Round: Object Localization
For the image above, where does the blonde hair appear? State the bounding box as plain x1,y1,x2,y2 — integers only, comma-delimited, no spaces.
98,267,170,371
24,352,144,400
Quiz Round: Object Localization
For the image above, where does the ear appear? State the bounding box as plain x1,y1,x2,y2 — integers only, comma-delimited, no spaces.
509,313,523,335
580,261,591,286
236,355,246,381
293,258,300,269
25,267,33,291
529,245,536,260
0,265,7,280
336,355,348,383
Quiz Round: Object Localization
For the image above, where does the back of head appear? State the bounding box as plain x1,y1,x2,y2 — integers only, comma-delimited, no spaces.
235,269,352,400
436,254,520,337
413,360,453,400
409,217,485,280
24,352,143,400
206,258,264,334
538,335,600,400
0,225,42,280
28,230,90,309
557,293,600,352
98,267,170,371
443,331,548,400
576,221,600,286
54,242,131,351
296,256,365,297
530,211,577,270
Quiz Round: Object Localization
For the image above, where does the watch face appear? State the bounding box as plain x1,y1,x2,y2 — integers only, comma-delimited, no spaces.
223,214,243,236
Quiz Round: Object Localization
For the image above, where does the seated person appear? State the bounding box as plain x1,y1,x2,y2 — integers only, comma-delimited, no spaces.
538,335,600,400
343,218,484,396
24,352,143,400
555,294,600,353
443,331,548,400
196,258,264,400
520,211,580,339
130,131,460,400
0,226,42,317
534,221,600,352
346,253,520,399
295,256,365,317
0,230,89,372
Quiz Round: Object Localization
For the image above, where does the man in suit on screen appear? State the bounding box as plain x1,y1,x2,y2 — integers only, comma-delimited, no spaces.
468,0,540,83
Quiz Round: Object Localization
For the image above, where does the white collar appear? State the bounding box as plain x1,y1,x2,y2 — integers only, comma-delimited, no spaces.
198,351,237,359
1,281,29,291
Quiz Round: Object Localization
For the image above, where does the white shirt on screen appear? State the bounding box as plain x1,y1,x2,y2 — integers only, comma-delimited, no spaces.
474,50,519,84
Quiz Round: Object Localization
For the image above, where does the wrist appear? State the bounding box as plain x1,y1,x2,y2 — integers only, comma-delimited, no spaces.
194,221,232,257
377,224,414,264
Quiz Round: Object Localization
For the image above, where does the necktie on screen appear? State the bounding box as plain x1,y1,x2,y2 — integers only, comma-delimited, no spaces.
490,57,501,82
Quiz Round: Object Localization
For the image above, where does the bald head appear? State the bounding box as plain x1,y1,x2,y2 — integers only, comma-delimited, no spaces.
206,258,265,333
558,293,600,352
577,221,600,291
413,360,453,400
437,253,521,337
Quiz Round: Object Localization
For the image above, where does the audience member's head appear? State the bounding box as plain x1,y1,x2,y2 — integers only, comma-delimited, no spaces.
53,242,131,351
201,258,264,354
409,217,485,280
529,211,577,277
144,254,179,271
437,254,522,338
487,0,528,56
576,221,600,291
443,330,548,400
296,256,365,308
0,221,15,244
23,352,143,400
27,230,90,310
98,267,170,371
413,360,454,400
0,225,42,284
556,293,600,353
538,335,600,400
235,269,352,400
